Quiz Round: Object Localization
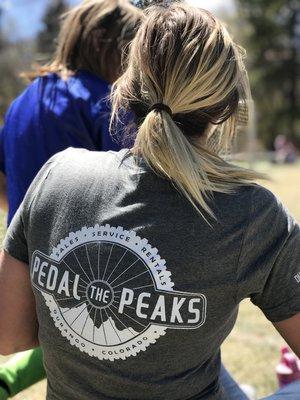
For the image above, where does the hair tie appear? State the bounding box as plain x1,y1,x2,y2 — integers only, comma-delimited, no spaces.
148,103,173,118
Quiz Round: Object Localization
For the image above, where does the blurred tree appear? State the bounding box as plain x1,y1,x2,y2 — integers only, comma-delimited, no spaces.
0,4,34,120
0,40,34,121
37,0,67,62
0,3,6,51
0,0,68,121
236,0,300,147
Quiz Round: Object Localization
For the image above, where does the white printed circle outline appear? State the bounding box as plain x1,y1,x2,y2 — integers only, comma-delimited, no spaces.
85,280,115,310
42,224,174,361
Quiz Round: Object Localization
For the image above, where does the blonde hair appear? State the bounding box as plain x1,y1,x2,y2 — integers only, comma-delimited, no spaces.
111,3,264,219
25,0,142,82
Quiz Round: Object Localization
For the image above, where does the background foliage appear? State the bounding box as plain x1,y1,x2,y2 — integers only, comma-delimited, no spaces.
235,0,300,148
0,0,67,118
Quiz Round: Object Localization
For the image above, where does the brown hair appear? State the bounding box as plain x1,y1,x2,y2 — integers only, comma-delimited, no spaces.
25,0,143,83
111,3,264,219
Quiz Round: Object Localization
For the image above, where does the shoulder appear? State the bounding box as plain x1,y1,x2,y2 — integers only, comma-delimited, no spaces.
213,183,291,232
67,71,109,103
248,184,289,223
4,72,109,123
3,77,43,119
249,184,280,208
39,72,110,119
48,148,125,174
14,74,58,100
20,148,120,208
54,147,121,161
244,184,296,237
228,184,282,214
1,78,48,145
212,184,272,222
235,183,285,217
23,148,125,211
3,74,60,124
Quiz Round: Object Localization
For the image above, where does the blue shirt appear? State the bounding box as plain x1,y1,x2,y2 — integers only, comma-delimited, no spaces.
0,70,122,224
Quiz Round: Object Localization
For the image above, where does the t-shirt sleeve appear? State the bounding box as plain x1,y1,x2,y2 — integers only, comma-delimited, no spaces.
2,151,67,264
2,204,28,263
236,186,300,322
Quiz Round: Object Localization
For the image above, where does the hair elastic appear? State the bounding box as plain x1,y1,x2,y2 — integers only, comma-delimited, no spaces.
148,103,173,118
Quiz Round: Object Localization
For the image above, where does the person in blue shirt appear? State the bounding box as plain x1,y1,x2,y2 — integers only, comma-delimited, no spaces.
0,1,142,398
0,71,121,224
0,0,141,225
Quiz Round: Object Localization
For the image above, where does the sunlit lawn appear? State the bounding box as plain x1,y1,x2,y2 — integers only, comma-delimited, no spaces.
0,161,299,399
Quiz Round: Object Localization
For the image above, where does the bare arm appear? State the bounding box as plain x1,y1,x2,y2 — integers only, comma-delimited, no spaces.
0,171,7,212
0,250,39,355
273,313,300,358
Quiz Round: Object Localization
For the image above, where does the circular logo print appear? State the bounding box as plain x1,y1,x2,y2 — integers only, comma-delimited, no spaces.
31,224,206,361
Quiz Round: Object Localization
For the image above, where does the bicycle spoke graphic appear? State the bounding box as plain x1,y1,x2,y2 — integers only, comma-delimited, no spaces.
106,249,128,282
85,245,95,281
62,260,89,286
109,258,140,285
72,252,93,283
102,244,114,280
112,270,150,289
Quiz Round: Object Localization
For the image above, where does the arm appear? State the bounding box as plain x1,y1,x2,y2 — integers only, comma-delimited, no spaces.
273,314,300,358
0,171,8,212
0,250,39,355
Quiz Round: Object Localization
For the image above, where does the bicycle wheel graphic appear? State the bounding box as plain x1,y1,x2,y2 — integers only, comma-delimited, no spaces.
56,241,157,346
40,224,174,360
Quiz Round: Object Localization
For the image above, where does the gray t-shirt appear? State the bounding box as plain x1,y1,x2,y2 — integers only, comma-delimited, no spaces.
3,148,300,400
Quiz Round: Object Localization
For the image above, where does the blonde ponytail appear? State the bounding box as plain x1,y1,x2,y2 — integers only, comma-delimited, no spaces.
111,3,264,219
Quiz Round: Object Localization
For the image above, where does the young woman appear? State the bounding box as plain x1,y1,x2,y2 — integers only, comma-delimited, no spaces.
0,1,141,398
0,3,299,400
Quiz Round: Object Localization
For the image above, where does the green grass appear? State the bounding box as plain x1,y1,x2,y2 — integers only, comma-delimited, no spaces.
1,161,300,399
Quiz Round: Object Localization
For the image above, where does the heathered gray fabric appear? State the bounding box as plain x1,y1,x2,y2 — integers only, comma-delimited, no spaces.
3,148,300,400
